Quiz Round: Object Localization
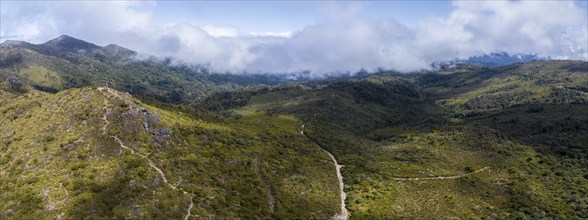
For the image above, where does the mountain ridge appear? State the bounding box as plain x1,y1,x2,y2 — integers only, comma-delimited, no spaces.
0,83,343,219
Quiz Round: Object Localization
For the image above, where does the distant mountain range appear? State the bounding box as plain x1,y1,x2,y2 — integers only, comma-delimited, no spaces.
430,52,550,70
1,35,559,77
462,52,549,66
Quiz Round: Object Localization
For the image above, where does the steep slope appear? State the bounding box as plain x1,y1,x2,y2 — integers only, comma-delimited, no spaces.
0,83,340,219
0,35,239,103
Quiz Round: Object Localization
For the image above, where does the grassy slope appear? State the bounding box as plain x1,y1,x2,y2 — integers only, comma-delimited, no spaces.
0,84,339,219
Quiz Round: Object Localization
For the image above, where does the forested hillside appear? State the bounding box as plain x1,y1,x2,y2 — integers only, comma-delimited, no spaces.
0,35,298,104
205,60,588,219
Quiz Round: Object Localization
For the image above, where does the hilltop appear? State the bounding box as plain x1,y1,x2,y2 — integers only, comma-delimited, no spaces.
0,82,343,219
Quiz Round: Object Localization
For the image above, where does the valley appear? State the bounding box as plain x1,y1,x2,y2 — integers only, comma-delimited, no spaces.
1,36,587,219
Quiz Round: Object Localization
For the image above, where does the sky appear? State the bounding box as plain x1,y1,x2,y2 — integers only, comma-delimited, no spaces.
1,1,587,75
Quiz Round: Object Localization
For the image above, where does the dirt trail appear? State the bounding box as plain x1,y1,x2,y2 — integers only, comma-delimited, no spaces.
256,152,275,213
390,166,491,181
184,195,194,220
98,87,194,219
323,147,349,220
300,124,348,220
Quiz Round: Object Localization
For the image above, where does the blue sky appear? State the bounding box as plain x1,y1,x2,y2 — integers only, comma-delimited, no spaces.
1,1,587,74
149,1,452,33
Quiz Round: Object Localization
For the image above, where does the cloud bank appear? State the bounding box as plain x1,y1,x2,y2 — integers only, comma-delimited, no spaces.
1,1,587,75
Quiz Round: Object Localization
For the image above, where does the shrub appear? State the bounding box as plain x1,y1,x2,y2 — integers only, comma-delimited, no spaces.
43,135,56,143
464,166,475,173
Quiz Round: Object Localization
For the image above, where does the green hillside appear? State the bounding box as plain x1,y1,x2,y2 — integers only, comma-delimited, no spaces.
208,61,588,219
0,82,340,219
1,36,587,219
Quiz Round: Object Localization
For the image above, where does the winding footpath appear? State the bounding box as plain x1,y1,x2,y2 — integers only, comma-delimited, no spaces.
97,87,194,219
184,194,194,220
300,125,349,220
324,148,349,220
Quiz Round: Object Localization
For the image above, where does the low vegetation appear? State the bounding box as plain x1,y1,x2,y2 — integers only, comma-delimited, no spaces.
207,61,587,219
1,36,587,219
0,84,339,219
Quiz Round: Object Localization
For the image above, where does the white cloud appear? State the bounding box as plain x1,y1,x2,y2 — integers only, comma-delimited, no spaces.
415,1,588,62
202,25,241,37
249,32,294,38
1,1,586,75
0,1,152,45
